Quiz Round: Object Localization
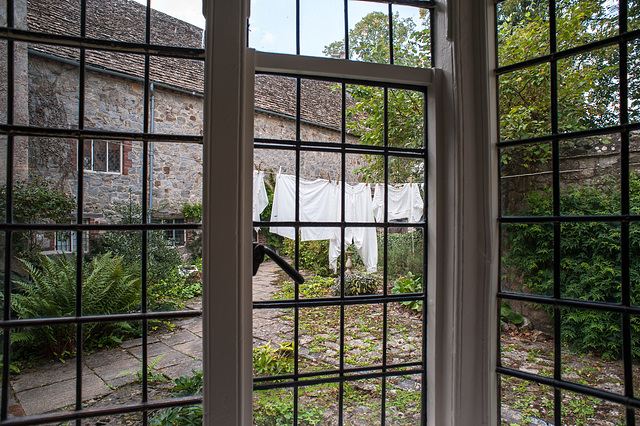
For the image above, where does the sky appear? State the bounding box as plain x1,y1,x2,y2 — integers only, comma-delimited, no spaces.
131,0,423,57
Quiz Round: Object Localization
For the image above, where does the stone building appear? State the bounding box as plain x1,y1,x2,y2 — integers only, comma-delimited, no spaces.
14,0,364,232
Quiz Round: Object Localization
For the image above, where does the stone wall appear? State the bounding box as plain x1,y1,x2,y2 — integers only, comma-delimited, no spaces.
27,55,367,219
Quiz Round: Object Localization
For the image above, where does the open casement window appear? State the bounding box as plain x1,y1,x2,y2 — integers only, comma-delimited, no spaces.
496,0,640,424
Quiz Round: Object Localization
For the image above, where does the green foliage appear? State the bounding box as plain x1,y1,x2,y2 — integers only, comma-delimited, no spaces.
280,239,332,277
0,176,76,262
11,253,140,358
181,203,202,222
391,272,423,312
253,390,324,426
332,273,379,296
500,301,524,326
498,0,621,145
273,276,333,300
119,354,166,384
503,174,640,360
88,194,182,285
325,12,427,182
148,267,202,311
150,370,203,426
381,232,424,279
253,342,294,378
324,11,429,67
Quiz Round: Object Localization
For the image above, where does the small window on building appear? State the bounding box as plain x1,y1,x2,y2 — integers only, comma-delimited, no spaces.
54,220,90,253
83,140,122,173
152,218,186,246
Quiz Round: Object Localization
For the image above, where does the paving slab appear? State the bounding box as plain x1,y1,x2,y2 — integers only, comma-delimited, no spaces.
172,339,202,360
156,329,199,347
11,361,91,393
160,359,203,380
16,373,110,416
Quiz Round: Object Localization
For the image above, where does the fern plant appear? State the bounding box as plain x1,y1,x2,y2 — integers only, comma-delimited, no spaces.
11,253,141,358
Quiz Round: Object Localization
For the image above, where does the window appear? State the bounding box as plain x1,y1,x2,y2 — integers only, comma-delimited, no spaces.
54,220,90,253
152,218,186,246
496,0,640,424
1,0,204,424
83,140,121,173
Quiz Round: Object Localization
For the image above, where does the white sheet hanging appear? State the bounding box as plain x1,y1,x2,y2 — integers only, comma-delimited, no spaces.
372,183,424,223
253,170,269,229
329,183,378,273
269,174,339,241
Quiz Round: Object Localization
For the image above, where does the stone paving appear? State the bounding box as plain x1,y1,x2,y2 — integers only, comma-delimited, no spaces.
8,260,282,418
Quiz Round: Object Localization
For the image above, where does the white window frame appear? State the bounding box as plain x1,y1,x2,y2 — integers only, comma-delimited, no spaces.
201,1,497,425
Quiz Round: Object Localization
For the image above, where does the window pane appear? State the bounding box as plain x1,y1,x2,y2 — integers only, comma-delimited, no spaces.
630,39,640,124
300,79,343,143
300,0,344,58
558,47,619,134
93,140,107,172
347,1,389,65
559,136,620,216
108,141,121,173
254,75,297,141
499,64,551,141
248,0,296,55
83,140,92,170
556,0,618,52
501,223,554,297
497,0,550,67
393,5,430,68
560,222,621,303
500,143,553,216
500,376,555,425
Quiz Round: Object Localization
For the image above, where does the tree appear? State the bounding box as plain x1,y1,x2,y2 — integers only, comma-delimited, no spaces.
325,11,428,183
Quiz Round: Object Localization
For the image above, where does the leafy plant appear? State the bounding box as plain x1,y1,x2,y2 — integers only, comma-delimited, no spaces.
119,354,166,384
253,342,294,378
503,174,640,360
500,301,524,326
148,267,202,311
332,273,379,296
381,232,424,280
280,239,332,277
391,272,423,312
0,176,76,263
150,370,203,425
11,253,141,358
181,202,202,222
253,390,324,426
273,276,333,300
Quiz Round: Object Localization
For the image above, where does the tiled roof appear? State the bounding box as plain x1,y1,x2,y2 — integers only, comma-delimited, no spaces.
27,0,351,129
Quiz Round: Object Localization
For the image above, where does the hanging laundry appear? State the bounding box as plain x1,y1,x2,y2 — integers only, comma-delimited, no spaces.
253,170,269,229
329,183,378,273
372,183,424,223
269,173,339,241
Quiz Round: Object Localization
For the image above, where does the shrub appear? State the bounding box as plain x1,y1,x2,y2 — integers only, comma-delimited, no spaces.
381,231,424,279
253,342,294,378
272,276,333,300
253,390,324,426
0,176,76,263
503,174,640,360
332,273,379,296
148,267,202,311
87,195,182,285
391,272,423,312
11,253,141,358
280,239,332,276
150,370,203,425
